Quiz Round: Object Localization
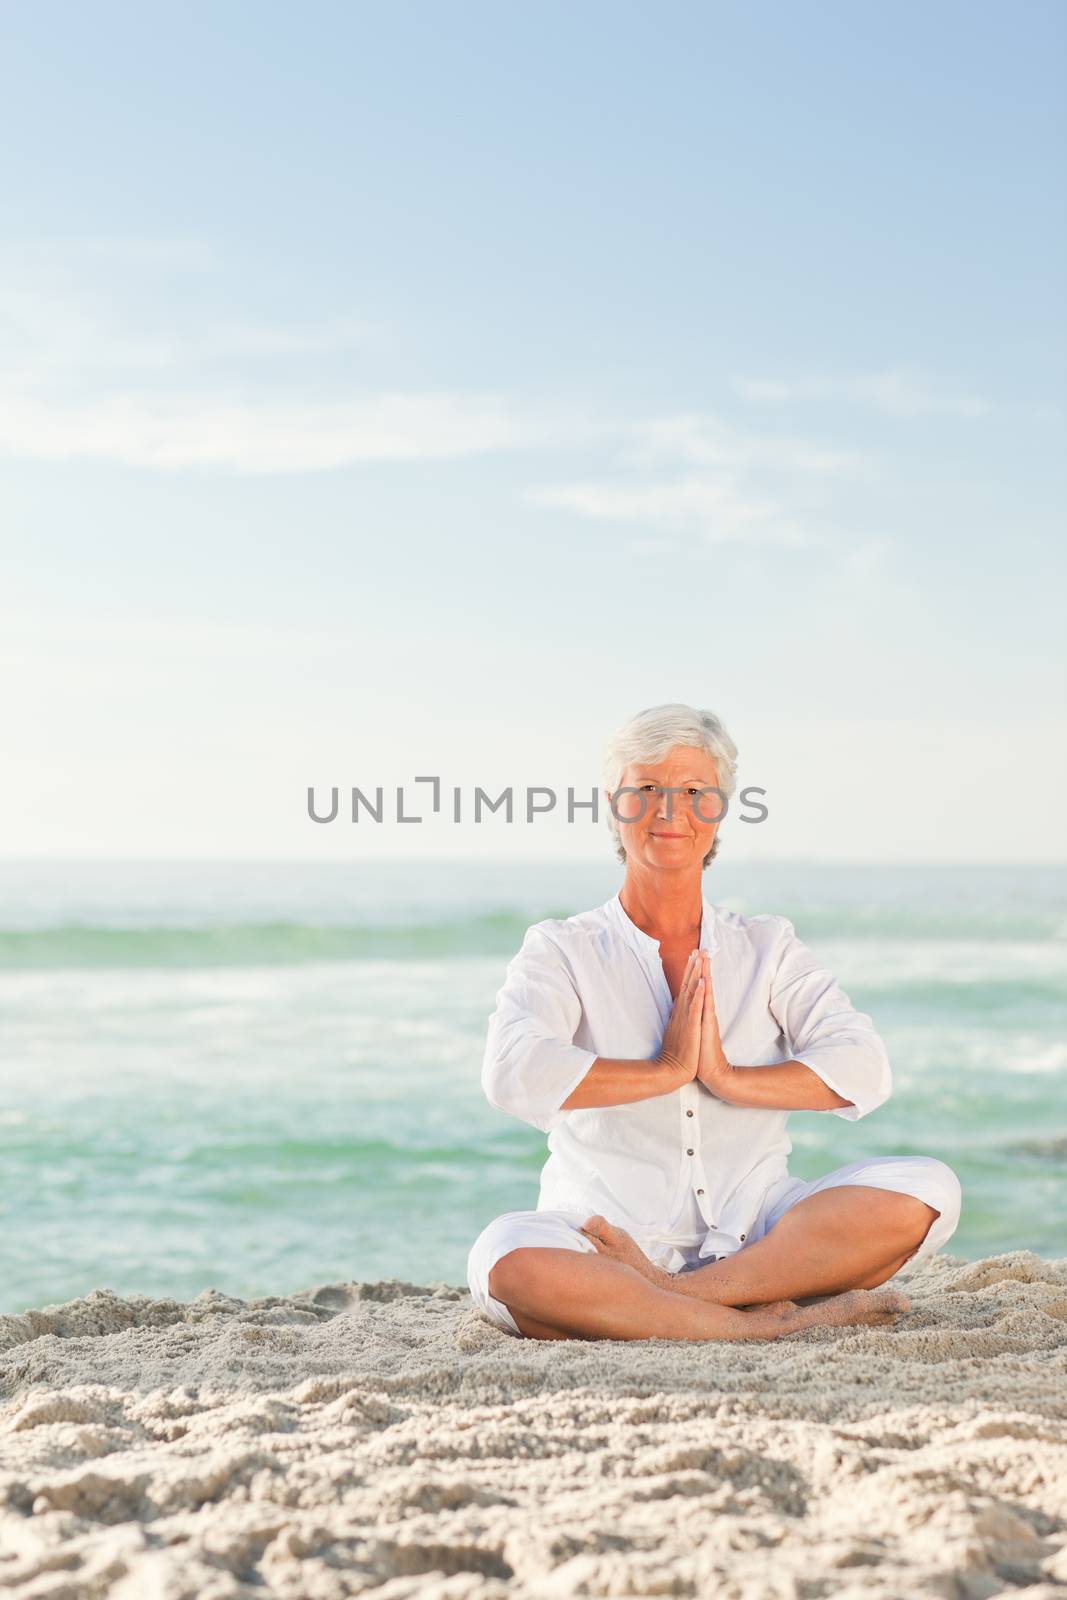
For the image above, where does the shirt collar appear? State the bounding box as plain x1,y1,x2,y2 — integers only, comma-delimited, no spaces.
606,890,718,958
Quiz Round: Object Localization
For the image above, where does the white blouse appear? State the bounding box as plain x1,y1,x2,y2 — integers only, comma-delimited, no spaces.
481,890,893,1265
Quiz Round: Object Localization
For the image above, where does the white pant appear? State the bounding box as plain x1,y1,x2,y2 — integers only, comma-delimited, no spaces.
467,1154,963,1336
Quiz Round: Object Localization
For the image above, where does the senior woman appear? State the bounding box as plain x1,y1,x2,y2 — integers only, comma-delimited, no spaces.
467,703,962,1342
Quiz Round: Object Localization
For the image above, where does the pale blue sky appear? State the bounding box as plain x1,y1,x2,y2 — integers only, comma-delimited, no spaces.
2,0,1064,860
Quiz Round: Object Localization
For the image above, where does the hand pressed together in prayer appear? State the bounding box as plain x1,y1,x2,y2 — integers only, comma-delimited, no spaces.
694,948,736,1099
656,948,736,1100
653,947,705,1083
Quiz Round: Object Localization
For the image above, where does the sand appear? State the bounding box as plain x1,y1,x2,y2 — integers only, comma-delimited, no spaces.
1,1251,1065,1600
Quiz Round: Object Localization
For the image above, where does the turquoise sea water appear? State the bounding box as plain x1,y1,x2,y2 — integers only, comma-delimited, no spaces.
0,860,1064,1313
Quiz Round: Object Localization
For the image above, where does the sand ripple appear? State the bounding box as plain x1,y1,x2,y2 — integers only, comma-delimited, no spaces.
1,1252,1065,1598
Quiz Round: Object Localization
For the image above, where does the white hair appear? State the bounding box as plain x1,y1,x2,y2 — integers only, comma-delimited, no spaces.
601,702,739,869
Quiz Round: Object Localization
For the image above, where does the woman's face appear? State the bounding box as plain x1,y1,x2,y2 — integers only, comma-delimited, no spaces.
611,744,723,872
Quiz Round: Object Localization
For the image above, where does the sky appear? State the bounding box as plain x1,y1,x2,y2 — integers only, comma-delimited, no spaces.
1,0,1064,863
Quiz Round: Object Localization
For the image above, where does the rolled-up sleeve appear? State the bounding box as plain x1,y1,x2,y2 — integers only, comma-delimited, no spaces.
768,917,892,1121
481,924,599,1133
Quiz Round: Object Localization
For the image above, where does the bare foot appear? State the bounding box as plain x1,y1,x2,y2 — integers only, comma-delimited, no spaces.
580,1215,660,1278
817,1286,910,1325
755,1287,909,1338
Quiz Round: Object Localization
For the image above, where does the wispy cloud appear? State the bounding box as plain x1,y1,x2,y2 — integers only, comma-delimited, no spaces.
0,390,537,471
0,283,380,381
528,475,820,547
733,366,989,419
628,414,874,476
0,236,909,537
525,411,873,548
0,243,559,471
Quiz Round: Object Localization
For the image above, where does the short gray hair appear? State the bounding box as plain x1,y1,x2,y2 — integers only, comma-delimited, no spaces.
601,702,739,869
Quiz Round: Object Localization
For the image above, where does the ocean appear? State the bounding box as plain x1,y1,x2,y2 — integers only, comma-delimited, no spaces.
0,859,1063,1313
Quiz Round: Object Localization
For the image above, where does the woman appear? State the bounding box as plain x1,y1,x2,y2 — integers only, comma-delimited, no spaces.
467,702,962,1341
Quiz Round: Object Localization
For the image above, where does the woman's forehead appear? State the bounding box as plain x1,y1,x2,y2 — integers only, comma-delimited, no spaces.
623,746,718,779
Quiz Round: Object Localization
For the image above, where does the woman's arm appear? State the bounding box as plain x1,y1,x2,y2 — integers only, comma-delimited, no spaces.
483,929,704,1127
560,1053,691,1109
561,948,707,1108
709,1059,854,1111
695,930,890,1118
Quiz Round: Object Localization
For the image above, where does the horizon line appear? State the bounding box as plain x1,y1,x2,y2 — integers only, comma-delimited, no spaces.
1,855,1066,870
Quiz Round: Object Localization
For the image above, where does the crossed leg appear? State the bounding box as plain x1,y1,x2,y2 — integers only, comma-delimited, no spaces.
581,1185,942,1310
475,1158,961,1341
487,1242,910,1342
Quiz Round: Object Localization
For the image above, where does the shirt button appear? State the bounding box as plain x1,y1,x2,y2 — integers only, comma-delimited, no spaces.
686,1109,694,1117
740,1234,746,1241
697,1188,704,1195
686,1148,694,1156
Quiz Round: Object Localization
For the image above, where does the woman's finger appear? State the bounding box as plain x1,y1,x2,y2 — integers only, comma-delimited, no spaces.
680,950,700,1002
701,951,716,1014
671,954,696,1017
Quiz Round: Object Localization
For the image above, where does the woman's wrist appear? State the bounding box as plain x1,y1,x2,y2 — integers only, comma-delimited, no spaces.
698,1061,740,1102
654,1050,695,1091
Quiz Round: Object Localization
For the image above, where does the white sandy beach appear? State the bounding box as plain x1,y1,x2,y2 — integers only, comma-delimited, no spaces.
1,1250,1065,1600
